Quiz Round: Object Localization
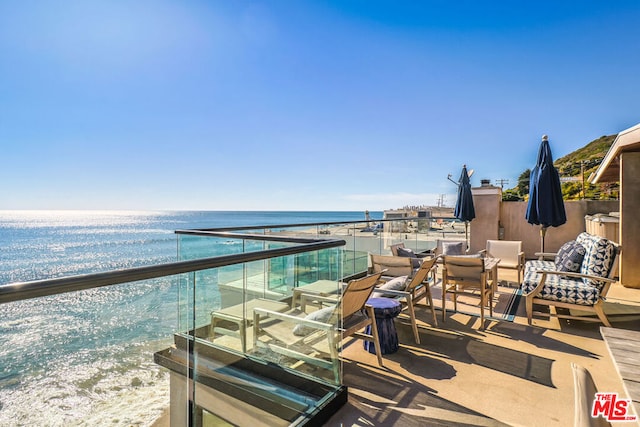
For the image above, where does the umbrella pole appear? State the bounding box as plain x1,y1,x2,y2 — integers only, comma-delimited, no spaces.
540,226,548,259
465,221,469,253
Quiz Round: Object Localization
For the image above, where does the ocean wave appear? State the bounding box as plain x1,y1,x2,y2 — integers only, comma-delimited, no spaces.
0,345,170,427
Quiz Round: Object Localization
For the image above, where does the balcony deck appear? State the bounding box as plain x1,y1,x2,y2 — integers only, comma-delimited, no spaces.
153,270,640,426
329,271,640,426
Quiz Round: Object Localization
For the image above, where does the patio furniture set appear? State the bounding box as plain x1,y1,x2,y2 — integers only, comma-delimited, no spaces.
207,231,620,383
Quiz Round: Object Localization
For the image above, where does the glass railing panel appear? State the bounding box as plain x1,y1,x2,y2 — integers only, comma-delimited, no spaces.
176,234,299,261
321,222,370,277
266,224,322,238
189,247,344,425
378,217,469,255
202,249,342,355
176,216,472,282
382,222,404,254
177,234,245,260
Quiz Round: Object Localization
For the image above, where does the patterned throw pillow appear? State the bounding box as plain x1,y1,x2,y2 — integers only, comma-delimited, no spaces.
554,240,586,273
580,235,616,287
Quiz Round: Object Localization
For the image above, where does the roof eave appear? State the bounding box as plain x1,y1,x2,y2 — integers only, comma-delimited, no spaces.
590,123,640,184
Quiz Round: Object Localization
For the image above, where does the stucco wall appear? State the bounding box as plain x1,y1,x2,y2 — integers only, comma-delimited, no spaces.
469,185,618,260
468,186,501,253
499,200,618,258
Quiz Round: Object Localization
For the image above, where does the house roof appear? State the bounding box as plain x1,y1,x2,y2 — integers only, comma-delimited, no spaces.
590,122,640,183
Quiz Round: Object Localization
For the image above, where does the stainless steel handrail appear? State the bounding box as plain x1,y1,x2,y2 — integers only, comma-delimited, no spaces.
0,239,345,304
177,219,370,233
175,230,333,243
176,216,460,233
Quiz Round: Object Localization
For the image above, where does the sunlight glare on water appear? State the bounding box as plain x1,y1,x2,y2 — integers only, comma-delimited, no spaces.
0,210,372,425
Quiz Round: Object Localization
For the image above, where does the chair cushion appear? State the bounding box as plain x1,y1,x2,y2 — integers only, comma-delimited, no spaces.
521,265,601,305
396,247,421,268
442,241,464,255
522,270,601,305
525,259,555,273
396,246,414,257
292,306,335,336
371,275,408,298
380,275,409,291
554,240,586,273
522,259,555,289
575,232,594,247
577,234,616,287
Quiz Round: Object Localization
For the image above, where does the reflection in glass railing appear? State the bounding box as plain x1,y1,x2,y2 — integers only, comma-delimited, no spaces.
0,215,468,426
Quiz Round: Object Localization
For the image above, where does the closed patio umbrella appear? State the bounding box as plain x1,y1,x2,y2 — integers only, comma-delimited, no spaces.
525,135,566,254
454,164,475,250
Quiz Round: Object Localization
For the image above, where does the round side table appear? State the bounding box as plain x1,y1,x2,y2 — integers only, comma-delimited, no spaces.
363,297,402,355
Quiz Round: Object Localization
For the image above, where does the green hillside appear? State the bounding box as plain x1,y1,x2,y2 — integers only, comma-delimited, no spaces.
503,134,619,201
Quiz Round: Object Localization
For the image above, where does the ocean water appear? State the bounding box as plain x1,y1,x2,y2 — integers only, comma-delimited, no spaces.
0,210,376,427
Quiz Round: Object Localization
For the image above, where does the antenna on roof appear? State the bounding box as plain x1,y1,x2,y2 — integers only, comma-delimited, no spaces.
447,166,474,185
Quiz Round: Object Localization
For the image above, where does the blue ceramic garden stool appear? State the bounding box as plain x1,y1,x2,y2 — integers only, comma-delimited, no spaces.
363,297,402,355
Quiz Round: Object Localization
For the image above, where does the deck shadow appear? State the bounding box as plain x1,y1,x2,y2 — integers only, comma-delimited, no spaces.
488,320,600,358
335,358,510,427
393,324,556,388
522,303,640,340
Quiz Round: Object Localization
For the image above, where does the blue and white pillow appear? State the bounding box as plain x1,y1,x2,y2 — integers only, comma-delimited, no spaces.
578,234,616,288
554,240,586,273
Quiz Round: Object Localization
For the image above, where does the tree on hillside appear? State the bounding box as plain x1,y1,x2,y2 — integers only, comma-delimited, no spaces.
502,134,619,202
516,169,530,197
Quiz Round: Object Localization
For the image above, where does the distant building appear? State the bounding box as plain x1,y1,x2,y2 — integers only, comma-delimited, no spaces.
383,206,455,232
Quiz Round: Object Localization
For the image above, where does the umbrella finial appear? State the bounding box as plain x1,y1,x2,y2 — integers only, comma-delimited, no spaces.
542,134,548,142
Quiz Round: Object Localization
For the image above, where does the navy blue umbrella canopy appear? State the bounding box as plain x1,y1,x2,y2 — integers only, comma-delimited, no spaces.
525,135,566,252
454,165,475,222
454,165,475,249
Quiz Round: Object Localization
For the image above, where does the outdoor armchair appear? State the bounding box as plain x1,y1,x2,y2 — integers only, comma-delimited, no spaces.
371,257,438,344
521,232,620,327
441,255,493,329
485,240,525,283
209,298,290,353
370,253,415,278
252,272,384,383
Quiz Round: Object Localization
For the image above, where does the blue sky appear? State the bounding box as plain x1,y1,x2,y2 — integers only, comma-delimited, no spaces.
2,1,639,211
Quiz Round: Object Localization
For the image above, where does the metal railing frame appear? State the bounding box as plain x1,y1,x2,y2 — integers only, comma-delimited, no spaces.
0,236,346,304
1,215,465,304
